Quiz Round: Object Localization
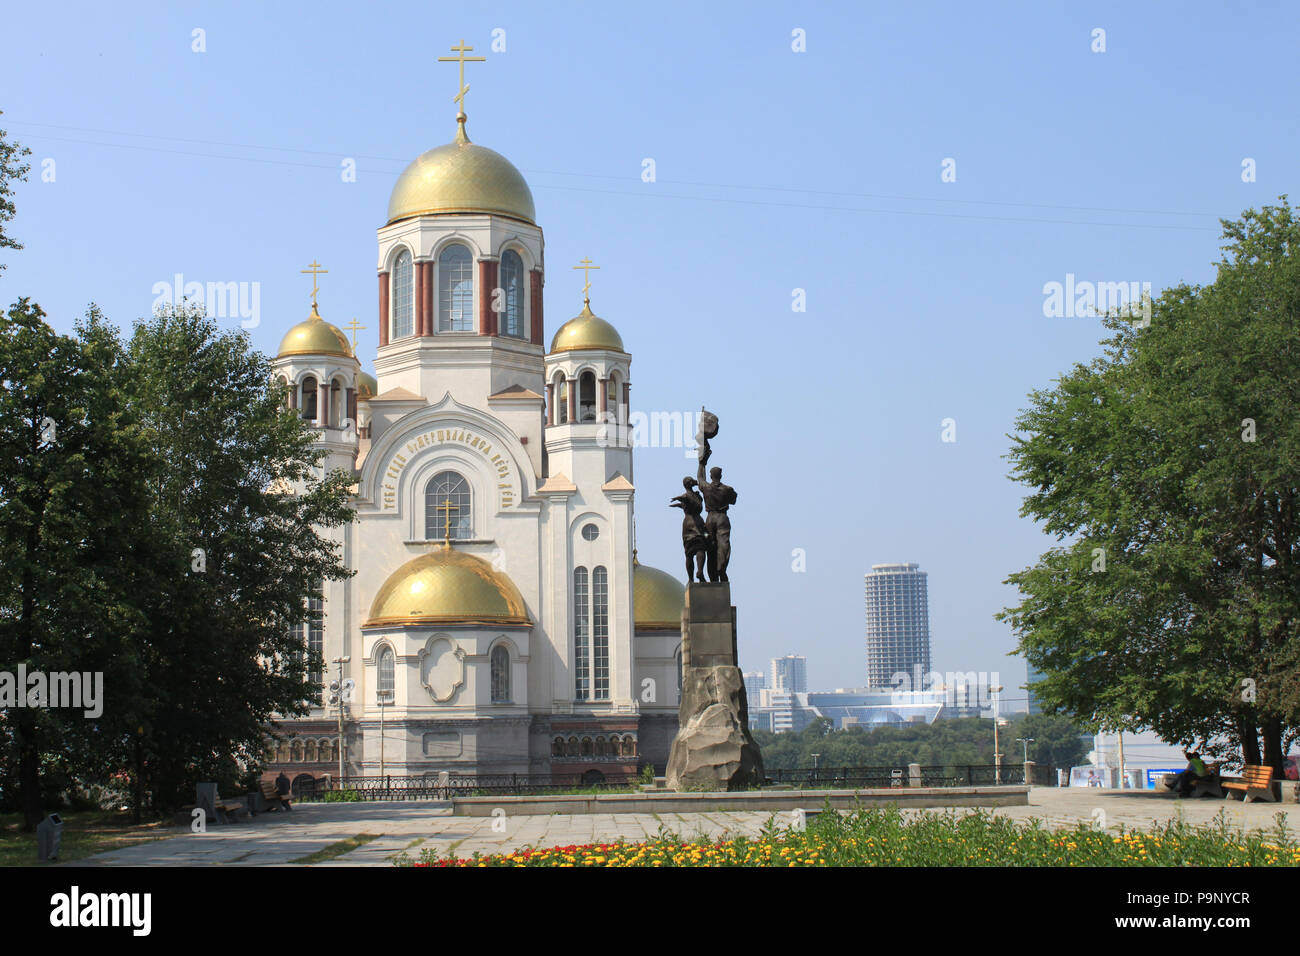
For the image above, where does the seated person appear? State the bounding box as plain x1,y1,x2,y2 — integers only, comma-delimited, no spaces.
1165,751,1212,797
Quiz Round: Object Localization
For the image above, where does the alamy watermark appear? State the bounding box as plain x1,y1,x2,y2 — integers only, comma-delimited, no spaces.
0,665,103,718
1042,273,1152,327
152,273,261,328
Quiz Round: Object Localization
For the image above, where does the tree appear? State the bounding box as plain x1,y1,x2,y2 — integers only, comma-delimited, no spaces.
0,300,147,829
122,302,354,812
0,114,31,271
999,199,1300,772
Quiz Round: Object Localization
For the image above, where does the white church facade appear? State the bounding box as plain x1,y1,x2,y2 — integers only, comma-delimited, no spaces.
264,92,685,785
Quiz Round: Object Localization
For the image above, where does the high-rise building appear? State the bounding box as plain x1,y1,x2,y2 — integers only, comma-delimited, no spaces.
770,655,807,694
1025,662,1045,716
864,563,932,689
743,671,767,703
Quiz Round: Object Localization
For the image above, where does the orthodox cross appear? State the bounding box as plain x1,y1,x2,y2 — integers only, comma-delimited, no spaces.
301,260,328,311
438,39,486,121
343,317,366,351
573,257,599,305
436,497,458,547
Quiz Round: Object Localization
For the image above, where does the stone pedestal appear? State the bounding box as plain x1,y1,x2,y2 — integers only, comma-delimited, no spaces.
666,583,764,791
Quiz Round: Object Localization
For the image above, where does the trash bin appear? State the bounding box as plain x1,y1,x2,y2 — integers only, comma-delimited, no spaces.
37,813,64,862
1057,768,1069,788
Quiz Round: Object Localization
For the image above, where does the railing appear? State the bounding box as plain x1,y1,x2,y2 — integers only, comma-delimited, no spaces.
296,764,1046,802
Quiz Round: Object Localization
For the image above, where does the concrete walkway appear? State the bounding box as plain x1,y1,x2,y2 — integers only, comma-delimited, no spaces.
70,786,1300,867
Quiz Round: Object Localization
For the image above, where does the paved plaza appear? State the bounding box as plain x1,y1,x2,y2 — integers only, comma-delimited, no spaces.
70,786,1300,867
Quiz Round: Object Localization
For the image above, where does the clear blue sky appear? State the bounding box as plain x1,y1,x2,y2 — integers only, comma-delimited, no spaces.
6,1,1297,702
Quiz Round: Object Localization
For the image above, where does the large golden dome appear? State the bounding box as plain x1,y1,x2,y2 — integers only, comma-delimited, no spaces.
386,123,535,226
357,372,378,400
549,303,625,354
364,547,530,627
633,560,685,630
276,305,354,359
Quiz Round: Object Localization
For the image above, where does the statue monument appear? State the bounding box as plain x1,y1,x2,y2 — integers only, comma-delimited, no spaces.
665,408,764,790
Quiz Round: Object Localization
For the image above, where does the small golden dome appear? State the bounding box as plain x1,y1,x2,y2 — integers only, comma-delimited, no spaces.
386,122,535,226
633,560,685,630
277,305,354,359
364,547,530,627
357,372,378,400
549,303,625,354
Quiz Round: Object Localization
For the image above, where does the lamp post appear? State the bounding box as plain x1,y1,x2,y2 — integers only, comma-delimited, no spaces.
378,689,393,784
990,685,1004,784
332,656,350,785
1016,737,1035,762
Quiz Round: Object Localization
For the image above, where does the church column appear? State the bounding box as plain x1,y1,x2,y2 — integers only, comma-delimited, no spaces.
414,260,427,336
622,382,630,418
529,269,544,345
346,387,357,429
598,377,608,417
319,382,330,427
288,382,298,411
378,273,390,346
567,379,577,423
422,261,434,335
478,259,498,336
545,383,555,426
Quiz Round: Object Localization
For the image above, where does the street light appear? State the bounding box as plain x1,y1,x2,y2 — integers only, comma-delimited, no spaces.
332,656,350,785
377,689,393,784
1016,737,1035,762
990,685,1004,784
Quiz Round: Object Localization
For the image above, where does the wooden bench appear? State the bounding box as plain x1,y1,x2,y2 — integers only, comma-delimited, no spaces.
260,779,290,811
1222,765,1277,803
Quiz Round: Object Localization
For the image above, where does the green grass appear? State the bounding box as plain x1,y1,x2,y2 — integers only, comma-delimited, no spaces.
0,810,175,867
290,833,380,864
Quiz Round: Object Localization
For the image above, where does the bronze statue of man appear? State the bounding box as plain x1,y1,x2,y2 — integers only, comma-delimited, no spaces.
697,445,737,582
669,477,709,582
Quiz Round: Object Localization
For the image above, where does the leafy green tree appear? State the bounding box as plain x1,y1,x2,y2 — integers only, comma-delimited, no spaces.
0,114,30,271
1000,199,1300,772
122,302,354,813
0,300,148,829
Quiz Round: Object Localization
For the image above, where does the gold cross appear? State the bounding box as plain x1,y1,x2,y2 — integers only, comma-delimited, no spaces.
573,257,599,304
301,260,328,311
343,317,366,351
436,497,458,547
438,39,486,119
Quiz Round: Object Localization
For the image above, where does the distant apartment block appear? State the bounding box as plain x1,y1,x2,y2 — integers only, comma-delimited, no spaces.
864,563,932,688
770,655,808,694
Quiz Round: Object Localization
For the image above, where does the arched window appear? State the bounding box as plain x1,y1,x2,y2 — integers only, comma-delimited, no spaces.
319,739,333,763
330,377,345,428
291,739,303,762
581,737,593,756
301,376,318,422
556,376,570,425
500,249,524,338
377,646,395,700
625,737,637,757
607,373,620,423
592,566,609,701
552,737,564,757
579,371,597,422
438,243,473,332
573,566,589,700
304,739,318,762
424,471,472,540
596,737,608,757
566,736,578,756
490,644,511,702
277,741,291,763
391,250,414,339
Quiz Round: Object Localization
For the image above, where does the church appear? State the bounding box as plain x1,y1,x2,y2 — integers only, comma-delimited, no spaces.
264,46,685,786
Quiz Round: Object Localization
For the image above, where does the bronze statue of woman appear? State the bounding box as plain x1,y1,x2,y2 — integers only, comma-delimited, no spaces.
670,477,709,582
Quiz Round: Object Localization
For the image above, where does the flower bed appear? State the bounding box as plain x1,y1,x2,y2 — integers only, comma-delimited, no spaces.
403,806,1300,867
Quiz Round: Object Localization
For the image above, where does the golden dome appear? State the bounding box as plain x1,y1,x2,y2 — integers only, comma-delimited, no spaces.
364,547,530,627
277,305,354,359
358,372,378,400
386,122,535,226
549,303,625,354
633,560,685,630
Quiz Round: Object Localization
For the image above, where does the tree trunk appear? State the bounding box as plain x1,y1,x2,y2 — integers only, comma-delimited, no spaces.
1261,717,1285,773
1237,712,1262,766
16,714,42,832
132,736,144,826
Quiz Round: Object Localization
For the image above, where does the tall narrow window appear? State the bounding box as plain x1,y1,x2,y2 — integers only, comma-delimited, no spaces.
391,250,414,339
579,371,597,422
301,376,318,422
306,586,323,686
556,377,569,424
573,566,589,700
377,646,395,700
592,566,609,700
500,249,524,338
438,243,473,332
424,471,472,540
491,644,511,702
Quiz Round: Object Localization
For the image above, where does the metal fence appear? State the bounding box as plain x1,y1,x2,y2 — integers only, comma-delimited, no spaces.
297,764,1045,801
